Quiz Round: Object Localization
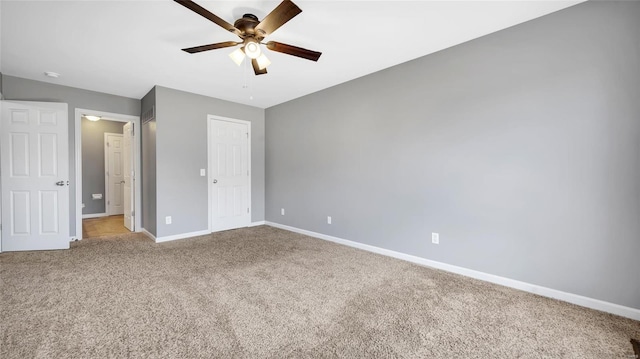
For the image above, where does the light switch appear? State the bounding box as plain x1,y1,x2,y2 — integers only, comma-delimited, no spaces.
200,169,206,176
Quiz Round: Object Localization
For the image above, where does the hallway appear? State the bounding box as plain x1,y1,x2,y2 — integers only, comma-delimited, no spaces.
82,215,130,239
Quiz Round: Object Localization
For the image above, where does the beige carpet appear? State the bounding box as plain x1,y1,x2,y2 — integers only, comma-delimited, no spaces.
1,226,638,358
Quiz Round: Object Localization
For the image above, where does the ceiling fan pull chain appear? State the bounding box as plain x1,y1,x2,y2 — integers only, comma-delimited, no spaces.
243,56,249,90
250,69,254,100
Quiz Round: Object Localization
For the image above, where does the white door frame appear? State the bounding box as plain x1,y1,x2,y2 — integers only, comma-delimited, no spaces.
122,122,134,231
75,108,141,239
207,115,251,232
104,132,124,216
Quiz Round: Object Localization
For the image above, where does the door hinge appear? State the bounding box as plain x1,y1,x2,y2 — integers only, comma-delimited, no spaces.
131,125,134,137
131,210,135,217
107,142,110,147
107,200,110,205
247,208,250,213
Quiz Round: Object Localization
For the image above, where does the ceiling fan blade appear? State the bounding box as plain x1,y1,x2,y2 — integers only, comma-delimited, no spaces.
252,58,268,75
182,41,240,54
174,0,240,35
266,41,322,62
254,0,302,37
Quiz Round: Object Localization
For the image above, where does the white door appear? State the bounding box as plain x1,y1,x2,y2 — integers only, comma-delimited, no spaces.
209,118,251,232
122,122,134,231
105,133,124,215
0,101,69,251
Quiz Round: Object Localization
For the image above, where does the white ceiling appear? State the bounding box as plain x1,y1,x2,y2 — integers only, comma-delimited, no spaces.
0,0,583,109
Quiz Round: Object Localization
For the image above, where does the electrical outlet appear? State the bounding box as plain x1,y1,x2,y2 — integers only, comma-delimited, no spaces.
165,216,172,225
281,208,285,216
327,216,332,224
432,233,439,244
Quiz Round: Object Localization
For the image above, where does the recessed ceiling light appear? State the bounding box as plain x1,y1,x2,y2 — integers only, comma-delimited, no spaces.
44,71,61,78
83,115,101,122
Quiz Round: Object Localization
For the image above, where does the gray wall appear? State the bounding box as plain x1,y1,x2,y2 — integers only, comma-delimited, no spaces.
265,1,640,309
1,75,141,237
141,87,157,236
81,118,124,215
155,86,265,238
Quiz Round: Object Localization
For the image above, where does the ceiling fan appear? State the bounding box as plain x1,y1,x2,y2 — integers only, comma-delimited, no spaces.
175,0,322,75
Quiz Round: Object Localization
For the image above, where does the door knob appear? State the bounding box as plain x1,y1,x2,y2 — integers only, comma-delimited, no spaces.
55,181,65,186
213,179,218,184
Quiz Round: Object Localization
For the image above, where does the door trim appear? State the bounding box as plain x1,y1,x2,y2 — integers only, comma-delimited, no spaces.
74,108,141,240
207,115,252,233
104,132,123,216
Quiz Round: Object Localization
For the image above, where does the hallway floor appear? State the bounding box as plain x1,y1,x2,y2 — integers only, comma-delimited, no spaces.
82,215,130,239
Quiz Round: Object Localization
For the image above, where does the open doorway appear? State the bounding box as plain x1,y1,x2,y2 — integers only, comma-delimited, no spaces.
75,109,141,240
80,119,127,238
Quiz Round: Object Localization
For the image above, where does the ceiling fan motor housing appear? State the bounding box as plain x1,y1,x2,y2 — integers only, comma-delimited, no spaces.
234,14,266,40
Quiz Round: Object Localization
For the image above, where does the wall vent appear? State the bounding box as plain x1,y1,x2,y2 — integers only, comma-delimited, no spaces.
142,105,155,124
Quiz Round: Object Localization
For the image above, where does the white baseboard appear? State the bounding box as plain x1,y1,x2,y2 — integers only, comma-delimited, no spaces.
140,228,156,241
149,222,265,244
155,229,210,243
265,221,640,321
82,213,108,219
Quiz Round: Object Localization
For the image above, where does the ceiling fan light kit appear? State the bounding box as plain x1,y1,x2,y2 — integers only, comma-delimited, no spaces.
243,38,261,59
255,54,271,70
175,0,321,76
229,48,246,66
